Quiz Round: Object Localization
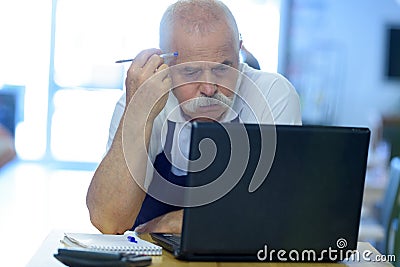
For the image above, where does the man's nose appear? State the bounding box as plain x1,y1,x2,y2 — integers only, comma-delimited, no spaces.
199,83,217,97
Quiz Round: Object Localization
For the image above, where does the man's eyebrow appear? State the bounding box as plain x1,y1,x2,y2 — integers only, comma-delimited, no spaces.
220,60,234,66
182,65,201,71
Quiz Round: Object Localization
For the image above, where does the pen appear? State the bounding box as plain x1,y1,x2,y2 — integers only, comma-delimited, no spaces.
115,51,178,63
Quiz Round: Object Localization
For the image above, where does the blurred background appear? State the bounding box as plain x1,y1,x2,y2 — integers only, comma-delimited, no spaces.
0,0,399,266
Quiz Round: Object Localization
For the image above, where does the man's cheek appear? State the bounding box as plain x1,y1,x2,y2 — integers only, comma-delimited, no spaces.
172,85,192,103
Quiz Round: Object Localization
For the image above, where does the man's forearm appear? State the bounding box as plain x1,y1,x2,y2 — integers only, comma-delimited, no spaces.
86,114,152,234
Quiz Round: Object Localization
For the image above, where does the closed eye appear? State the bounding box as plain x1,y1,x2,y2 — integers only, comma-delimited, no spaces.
181,67,201,76
212,65,230,75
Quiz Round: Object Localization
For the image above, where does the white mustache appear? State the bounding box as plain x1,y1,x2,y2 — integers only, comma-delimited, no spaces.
182,93,234,113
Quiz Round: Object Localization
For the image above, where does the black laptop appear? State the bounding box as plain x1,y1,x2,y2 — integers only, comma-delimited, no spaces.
150,123,370,262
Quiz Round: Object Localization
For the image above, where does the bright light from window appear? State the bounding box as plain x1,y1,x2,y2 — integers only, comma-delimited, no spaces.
225,0,281,72
51,89,122,162
54,0,173,88
0,0,51,160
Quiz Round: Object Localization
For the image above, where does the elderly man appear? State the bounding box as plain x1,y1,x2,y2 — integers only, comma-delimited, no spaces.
86,0,301,235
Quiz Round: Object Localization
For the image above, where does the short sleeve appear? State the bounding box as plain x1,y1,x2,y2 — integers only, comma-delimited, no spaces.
106,94,126,152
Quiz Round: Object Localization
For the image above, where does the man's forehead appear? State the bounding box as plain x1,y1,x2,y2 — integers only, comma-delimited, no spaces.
169,23,238,63
174,61,229,69
174,45,234,61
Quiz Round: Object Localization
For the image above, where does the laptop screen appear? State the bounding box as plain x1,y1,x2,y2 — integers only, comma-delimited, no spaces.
177,123,370,261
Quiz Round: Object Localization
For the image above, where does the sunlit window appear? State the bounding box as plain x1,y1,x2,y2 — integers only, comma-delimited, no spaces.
0,0,51,161
51,89,121,162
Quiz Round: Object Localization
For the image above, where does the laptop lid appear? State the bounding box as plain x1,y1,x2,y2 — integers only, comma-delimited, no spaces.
178,123,370,261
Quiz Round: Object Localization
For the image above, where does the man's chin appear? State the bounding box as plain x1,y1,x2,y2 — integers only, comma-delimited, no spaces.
191,117,218,122
186,110,226,122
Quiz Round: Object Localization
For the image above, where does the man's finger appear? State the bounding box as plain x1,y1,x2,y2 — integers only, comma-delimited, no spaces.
140,54,165,78
134,223,148,233
130,48,161,69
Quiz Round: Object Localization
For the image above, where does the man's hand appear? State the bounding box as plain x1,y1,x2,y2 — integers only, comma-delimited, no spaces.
125,48,172,122
134,210,183,234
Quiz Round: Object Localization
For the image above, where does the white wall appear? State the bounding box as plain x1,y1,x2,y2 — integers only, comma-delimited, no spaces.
312,0,400,126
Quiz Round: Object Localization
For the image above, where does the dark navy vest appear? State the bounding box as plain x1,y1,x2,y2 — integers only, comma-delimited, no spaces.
132,118,239,229
132,120,182,228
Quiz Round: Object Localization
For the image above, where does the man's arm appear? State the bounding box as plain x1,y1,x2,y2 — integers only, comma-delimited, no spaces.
86,115,148,234
86,49,171,234
134,209,183,234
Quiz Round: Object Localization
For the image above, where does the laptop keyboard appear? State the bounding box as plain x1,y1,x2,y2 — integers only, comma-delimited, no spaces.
150,233,181,253
161,234,181,246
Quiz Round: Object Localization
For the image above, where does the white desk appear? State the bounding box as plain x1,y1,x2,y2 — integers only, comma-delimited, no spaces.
25,230,395,267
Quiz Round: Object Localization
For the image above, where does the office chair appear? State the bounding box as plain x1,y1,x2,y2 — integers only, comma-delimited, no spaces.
395,214,400,267
359,157,400,254
381,157,400,254
387,212,399,266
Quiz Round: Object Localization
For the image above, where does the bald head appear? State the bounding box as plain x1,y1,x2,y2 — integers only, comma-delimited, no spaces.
159,0,241,54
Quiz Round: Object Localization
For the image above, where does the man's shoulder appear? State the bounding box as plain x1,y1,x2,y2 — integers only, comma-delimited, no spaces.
238,63,292,96
239,63,288,86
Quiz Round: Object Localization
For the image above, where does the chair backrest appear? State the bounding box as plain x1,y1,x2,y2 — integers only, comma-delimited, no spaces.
386,211,399,266
391,213,399,266
382,157,400,254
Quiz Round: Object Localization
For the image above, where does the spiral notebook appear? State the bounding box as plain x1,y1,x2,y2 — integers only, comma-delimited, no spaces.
61,231,162,255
